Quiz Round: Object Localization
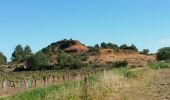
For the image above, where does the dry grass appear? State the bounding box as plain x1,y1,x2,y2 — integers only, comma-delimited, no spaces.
33,70,126,100
1,67,157,100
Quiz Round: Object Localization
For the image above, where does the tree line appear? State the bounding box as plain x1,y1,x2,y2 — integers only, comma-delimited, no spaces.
93,42,138,52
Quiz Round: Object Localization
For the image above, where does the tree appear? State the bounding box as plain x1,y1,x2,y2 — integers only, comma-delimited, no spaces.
23,45,32,59
94,44,100,48
101,42,108,48
119,44,138,52
88,46,100,53
42,47,53,58
107,43,119,49
56,51,82,69
157,47,170,61
119,44,128,49
130,44,138,52
12,45,32,63
11,45,24,63
27,51,49,70
142,49,149,55
0,52,7,65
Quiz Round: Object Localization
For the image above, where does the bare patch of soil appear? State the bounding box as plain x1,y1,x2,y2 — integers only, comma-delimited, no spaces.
147,69,170,100
108,68,170,100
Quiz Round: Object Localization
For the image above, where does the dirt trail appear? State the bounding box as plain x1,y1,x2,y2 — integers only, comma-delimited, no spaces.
108,68,170,100
147,69,170,100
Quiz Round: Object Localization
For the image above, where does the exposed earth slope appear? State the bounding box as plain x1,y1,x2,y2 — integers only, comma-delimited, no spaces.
88,49,156,66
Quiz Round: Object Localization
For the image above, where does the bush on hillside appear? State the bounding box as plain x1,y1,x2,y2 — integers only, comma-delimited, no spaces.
112,60,128,68
119,44,138,52
42,47,53,58
80,54,89,61
27,51,49,70
157,47,170,61
50,39,80,50
56,51,83,69
94,44,100,48
88,46,100,55
107,43,119,49
100,42,119,49
140,49,149,55
100,42,108,48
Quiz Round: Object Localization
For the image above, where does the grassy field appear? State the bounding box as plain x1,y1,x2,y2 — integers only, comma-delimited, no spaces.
0,68,148,100
1,61,170,100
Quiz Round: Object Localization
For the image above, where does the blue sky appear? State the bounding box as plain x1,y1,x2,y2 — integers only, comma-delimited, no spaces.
0,0,170,61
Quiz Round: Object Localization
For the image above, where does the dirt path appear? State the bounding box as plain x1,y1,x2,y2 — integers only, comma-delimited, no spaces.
108,68,170,100
147,69,170,100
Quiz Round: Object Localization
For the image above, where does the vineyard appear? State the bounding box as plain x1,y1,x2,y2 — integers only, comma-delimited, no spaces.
0,66,112,96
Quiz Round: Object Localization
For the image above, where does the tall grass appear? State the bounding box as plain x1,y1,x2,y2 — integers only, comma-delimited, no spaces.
148,61,170,69
0,67,145,100
0,73,100,100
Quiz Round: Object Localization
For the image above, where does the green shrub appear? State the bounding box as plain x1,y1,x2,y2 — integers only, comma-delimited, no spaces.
81,56,88,61
100,42,108,48
118,68,133,78
107,43,119,49
141,49,149,55
148,61,170,69
113,60,128,68
56,51,83,69
88,46,100,53
119,44,138,52
100,42,118,49
157,47,170,61
0,52,7,65
27,51,49,70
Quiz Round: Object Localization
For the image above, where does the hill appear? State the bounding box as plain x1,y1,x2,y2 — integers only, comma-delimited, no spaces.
40,39,155,67
0,39,156,71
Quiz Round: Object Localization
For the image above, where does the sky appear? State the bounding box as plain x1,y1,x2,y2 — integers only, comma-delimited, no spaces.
0,0,170,61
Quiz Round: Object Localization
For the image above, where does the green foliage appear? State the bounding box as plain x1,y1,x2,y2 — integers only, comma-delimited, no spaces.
88,46,100,55
50,39,79,50
100,42,118,49
3,73,99,100
42,47,53,58
94,44,100,48
100,42,108,48
118,68,133,78
11,45,32,63
27,51,49,70
107,43,119,49
11,45,24,63
0,52,7,65
148,61,170,69
56,51,82,69
157,47,170,61
79,54,89,61
120,44,138,52
112,60,128,68
23,45,32,59
140,49,149,55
